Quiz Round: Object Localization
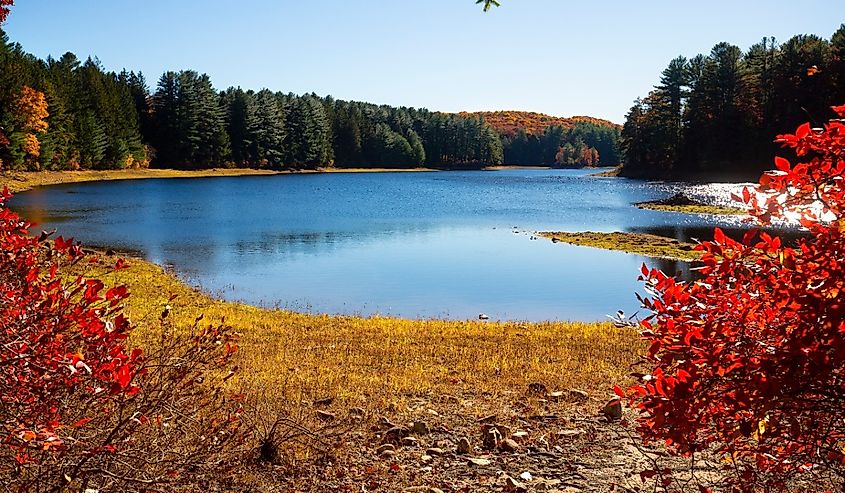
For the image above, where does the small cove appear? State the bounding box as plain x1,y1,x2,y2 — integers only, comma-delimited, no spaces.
11,168,751,321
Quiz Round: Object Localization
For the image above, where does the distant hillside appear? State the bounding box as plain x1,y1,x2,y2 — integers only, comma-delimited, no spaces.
460,111,620,137
459,111,622,167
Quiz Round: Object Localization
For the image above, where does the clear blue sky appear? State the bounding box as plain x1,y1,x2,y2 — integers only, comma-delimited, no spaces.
3,0,843,123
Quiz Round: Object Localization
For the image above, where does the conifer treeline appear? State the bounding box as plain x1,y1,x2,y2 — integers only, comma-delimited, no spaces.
0,31,504,171
621,25,845,180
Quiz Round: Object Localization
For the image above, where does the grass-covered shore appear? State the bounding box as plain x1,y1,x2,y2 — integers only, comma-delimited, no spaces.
80,253,641,409
1,167,445,194
539,231,701,262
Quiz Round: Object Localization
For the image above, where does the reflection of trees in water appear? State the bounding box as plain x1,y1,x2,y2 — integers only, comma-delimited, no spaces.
637,224,808,283
647,257,699,282
629,224,804,245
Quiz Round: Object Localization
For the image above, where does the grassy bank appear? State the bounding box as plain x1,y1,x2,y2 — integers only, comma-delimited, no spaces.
539,231,701,262
1,167,445,194
79,254,641,410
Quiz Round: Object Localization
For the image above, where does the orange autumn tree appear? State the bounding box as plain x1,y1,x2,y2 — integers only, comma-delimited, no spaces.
4,86,49,170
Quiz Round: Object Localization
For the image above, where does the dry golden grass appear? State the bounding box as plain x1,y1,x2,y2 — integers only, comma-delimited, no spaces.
1,168,287,193
539,231,702,262
77,255,643,411
0,168,441,194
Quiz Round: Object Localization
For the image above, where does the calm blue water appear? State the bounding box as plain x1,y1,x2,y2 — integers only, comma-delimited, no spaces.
10,169,746,321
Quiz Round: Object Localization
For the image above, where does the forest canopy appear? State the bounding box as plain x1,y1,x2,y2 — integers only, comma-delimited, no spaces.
620,25,845,180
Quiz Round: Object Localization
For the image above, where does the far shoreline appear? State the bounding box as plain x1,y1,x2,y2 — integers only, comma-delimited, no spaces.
0,165,574,194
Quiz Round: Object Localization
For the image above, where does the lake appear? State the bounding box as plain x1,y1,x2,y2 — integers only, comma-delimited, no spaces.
10,168,749,321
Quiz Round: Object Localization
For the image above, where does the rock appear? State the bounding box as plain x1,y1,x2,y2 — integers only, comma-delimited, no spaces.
556,429,586,439
315,410,335,421
528,382,548,395
467,457,492,466
379,449,396,459
411,420,430,435
482,427,502,450
381,426,410,444
548,391,565,401
314,396,334,406
601,399,623,421
478,313,489,320
401,436,419,447
477,414,497,424
504,476,528,492
568,389,589,401
457,436,471,454
420,454,433,463
425,447,446,456
499,438,520,452
511,431,529,441
495,424,512,438
349,407,365,417
519,471,533,481
376,444,396,455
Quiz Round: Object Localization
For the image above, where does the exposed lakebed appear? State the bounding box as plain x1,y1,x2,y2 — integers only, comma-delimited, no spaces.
11,168,751,321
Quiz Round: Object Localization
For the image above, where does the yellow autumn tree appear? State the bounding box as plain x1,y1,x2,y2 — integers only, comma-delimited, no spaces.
11,85,49,161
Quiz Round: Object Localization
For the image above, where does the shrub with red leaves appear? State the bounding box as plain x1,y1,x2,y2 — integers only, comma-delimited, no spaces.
628,105,845,490
0,187,244,490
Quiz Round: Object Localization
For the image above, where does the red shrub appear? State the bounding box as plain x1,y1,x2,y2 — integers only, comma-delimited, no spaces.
629,105,845,490
0,188,244,490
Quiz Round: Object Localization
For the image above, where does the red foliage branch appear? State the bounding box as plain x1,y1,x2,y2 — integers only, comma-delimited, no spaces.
0,187,142,458
628,105,845,490
0,188,245,489
0,0,12,24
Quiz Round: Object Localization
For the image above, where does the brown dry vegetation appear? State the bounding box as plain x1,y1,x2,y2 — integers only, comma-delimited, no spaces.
63,254,658,491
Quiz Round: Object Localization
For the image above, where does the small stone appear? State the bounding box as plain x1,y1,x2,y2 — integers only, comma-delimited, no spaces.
494,424,512,438
425,447,445,456
419,466,433,473
376,444,396,455
349,407,365,417
477,414,497,424
401,436,419,447
601,399,623,421
314,396,334,406
556,429,586,439
568,389,589,401
548,391,565,401
420,454,433,463
381,426,410,444
411,420,430,435
519,471,533,481
504,476,527,492
316,410,335,421
468,457,492,466
379,449,396,459
482,427,502,450
457,437,471,454
528,382,548,395
499,438,520,452
511,431,529,442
